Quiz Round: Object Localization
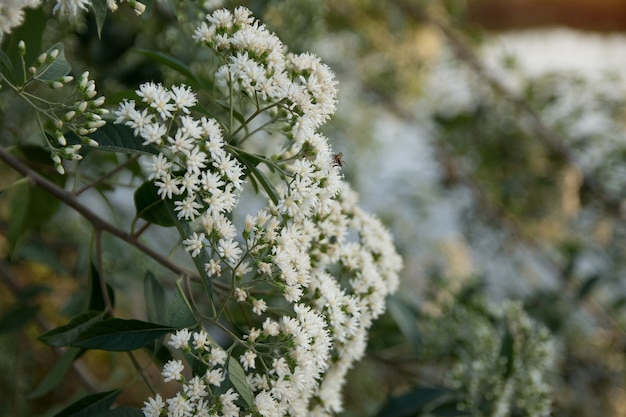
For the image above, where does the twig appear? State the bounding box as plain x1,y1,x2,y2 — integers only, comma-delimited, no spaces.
0,146,198,280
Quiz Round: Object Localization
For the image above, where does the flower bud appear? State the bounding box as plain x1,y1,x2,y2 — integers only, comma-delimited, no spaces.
18,40,26,55
54,119,63,129
77,101,88,113
36,53,47,65
56,132,67,146
47,49,59,63
64,110,76,121
92,96,106,107
51,81,64,89
61,75,74,83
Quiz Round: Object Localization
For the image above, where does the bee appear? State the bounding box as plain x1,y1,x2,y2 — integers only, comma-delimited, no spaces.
332,152,346,168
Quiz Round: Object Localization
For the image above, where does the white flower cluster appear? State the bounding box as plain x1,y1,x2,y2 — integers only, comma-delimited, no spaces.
0,0,146,40
116,7,402,417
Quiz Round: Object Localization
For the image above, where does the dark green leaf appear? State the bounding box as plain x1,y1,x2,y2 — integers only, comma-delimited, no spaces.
387,296,421,354
166,285,196,328
0,50,13,79
29,347,84,398
144,271,166,325
234,152,279,205
377,387,453,417
70,318,177,351
7,146,65,253
92,407,144,417
38,311,106,347
88,262,115,311
90,0,109,38
5,7,46,83
499,325,515,380
36,43,71,81
67,123,158,155
577,274,600,301
228,357,254,408
134,180,175,227
52,389,122,417
135,49,202,85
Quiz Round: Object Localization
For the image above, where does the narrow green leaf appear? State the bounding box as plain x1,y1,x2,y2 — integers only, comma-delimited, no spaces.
387,296,421,354
234,152,280,205
39,311,105,347
134,180,175,227
144,271,166,325
6,7,46,82
499,326,515,380
90,0,109,38
29,347,84,398
377,387,454,417
92,407,144,417
577,274,600,300
7,146,65,252
88,262,115,311
66,123,158,155
71,318,177,351
228,357,254,408
0,50,13,78
135,49,202,85
166,284,196,328
53,389,122,417
36,43,71,81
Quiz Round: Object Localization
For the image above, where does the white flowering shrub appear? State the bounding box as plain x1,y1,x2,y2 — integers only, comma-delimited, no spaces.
112,8,402,416
0,3,402,417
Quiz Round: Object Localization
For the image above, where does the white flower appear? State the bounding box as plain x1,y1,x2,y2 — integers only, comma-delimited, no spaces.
205,368,225,386
252,298,267,315
171,84,197,113
162,359,185,382
52,0,90,16
142,394,165,417
240,350,257,370
254,391,278,417
183,232,205,257
166,392,193,417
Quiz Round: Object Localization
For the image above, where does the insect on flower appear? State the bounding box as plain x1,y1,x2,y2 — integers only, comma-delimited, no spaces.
333,152,346,168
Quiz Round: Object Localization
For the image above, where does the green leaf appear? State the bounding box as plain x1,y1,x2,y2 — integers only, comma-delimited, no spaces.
234,151,280,205
36,43,71,81
577,274,600,300
134,180,175,227
67,123,158,155
29,347,84,398
0,50,13,78
90,0,109,38
499,325,515,380
144,271,166,325
38,311,106,347
92,407,144,417
53,389,122,417
88,262,115,311
228,357,254,408
377,387,456,417
71,318,177,351
6,146,66,253
166,284,196,328
5,7,46,83
135,49,202,86
387,296,421,354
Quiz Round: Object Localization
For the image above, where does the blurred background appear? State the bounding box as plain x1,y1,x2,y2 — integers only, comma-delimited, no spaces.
1,0,626,416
